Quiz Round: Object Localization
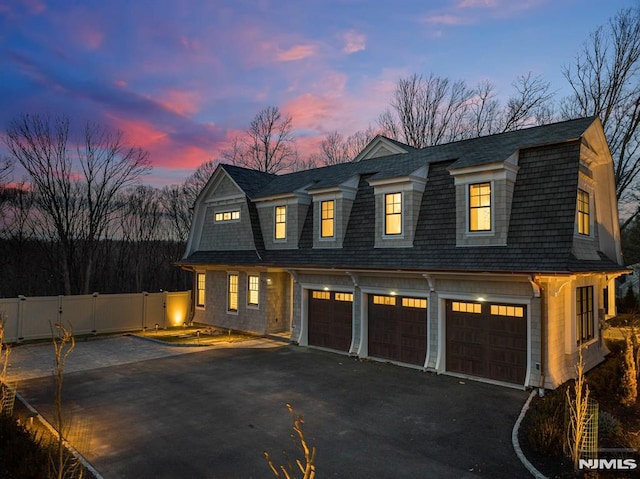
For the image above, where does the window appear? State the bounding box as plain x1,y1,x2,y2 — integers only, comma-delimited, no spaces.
452,301,481,314
248,275,259,306
321,200,335,238
577,189,590,235
275,205,287,239
490,304,524,318
196,273,205,308
335,292,353,302
373,295,396,306
385,193,402,235
469,183,491,231
576,286,594,344
402,297,427,309
227,274,238,312
312,291,330,300
215,210,240,222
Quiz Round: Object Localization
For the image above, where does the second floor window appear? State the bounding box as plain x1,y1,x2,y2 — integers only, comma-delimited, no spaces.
577,189,590,235
215,210,240,222
321,200,335,238
275,205,287,239
469,183,491,231
385,192,402,235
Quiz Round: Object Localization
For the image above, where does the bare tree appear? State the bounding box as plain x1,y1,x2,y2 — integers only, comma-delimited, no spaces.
345,126,378,158
224,106,297,173
561,7,640,224
319,131,350,165
119,186,164,291
380,72,555,148
378,73,475,148
4,114,151,294
501,73,554,132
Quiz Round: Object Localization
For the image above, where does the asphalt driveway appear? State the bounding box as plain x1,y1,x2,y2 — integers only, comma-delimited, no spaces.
13,337,530,478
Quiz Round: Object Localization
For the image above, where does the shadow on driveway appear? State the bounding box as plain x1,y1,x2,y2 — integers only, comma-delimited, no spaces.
17,338,529,478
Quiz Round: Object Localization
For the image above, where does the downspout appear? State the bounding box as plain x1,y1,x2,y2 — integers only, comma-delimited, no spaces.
529,276,546,394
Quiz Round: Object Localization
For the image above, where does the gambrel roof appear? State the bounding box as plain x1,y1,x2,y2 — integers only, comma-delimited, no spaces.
182,116,625,274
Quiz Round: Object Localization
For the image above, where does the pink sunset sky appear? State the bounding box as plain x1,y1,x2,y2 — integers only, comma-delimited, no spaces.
0,0,635,186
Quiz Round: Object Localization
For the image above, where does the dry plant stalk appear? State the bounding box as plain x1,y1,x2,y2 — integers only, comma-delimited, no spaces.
264,403,316,479
49,321,80,479
0,315,12,414
565,346,593,471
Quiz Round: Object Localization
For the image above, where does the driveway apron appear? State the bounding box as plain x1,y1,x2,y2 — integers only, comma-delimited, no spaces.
13,336,530,478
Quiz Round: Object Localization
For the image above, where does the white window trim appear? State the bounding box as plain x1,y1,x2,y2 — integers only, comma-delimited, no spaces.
227,272,239,315
195,271,206,310
466,181,494,235
383,191,404,238
575,174,595,239
274,205,287,241
319,199,336,240
214,209,241,223
247,274,260,309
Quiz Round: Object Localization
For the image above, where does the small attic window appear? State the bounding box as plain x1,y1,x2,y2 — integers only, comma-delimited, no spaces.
215,210,240,222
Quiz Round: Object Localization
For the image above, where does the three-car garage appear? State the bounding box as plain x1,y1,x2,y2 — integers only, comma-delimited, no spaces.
305,289,528,386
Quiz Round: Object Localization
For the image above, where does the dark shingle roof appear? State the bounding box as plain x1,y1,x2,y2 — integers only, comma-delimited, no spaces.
181,117,625,274
221,165,276,198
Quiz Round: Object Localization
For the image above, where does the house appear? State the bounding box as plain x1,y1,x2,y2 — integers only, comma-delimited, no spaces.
179,116,628,390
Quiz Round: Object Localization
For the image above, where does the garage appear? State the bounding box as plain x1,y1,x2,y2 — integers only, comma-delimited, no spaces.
446,300,527,384
368,295,427,366
307,290,353,352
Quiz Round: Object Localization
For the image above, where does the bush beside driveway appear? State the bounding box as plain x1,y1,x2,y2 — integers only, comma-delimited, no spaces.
17,340,529,478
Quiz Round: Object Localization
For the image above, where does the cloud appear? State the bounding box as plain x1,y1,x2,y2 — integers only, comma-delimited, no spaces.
156,89,201,117
276,44,316,62
342,30,366,54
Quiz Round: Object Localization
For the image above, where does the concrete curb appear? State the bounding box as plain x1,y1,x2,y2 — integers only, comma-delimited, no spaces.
127,333,215,348
15,392,104,479
512,389,548,479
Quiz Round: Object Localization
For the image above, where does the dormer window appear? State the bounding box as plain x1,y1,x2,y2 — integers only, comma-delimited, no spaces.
215,210,240,222
321,200,335,238
469,183,491,232
275,205,287,239
577,189,590,235
385,192,402,235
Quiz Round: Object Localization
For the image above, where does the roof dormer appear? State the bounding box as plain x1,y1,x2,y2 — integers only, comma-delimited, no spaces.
449,152,519,247
368,165,428,248
307,174,359,249
254,185,312,250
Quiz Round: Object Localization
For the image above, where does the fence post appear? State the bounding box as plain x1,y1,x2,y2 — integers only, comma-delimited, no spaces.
57,295,64,326
92,292,99,334
162,291,168,329
142,292,148,331
17,296,26,343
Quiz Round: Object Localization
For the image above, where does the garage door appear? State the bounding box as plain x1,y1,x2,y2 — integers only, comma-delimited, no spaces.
368,295,427,365
446,300,527,384
308,290,353,352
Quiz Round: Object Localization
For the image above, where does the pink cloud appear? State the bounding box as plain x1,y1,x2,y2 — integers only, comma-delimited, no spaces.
276,44,316,62
342,30,366,54
156,90,201,117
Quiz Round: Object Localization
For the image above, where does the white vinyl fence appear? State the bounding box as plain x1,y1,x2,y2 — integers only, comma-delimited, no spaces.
0,291,192,343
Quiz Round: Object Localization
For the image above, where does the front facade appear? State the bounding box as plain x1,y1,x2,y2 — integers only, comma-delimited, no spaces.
180,117,627,390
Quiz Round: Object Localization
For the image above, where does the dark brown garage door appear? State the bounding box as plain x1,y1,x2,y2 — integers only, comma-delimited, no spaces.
368,295,427,366
308,290,353,352
446,300,527,384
